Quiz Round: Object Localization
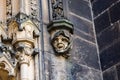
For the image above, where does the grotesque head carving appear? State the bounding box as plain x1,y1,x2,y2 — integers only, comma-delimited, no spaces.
51,30,72,54
47,19,74,57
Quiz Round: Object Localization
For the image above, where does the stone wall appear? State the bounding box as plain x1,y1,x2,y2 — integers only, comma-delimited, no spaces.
92,0,120,80
42,0,103,80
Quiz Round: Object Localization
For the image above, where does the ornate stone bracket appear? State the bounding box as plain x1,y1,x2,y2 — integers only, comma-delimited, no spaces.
47,19,74,57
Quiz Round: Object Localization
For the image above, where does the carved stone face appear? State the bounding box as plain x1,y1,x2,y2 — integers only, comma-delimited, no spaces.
52,34,69,53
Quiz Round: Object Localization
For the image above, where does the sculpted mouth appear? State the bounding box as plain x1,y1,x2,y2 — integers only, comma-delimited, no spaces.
57,43,64,49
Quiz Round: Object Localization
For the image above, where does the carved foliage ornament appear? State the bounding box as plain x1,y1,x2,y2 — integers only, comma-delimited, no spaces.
51,0,64,20
30,0,39,19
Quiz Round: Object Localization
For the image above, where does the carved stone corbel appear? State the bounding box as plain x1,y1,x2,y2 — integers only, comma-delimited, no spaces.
47,19,74,57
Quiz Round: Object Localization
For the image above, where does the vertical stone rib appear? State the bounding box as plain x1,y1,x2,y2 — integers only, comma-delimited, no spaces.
12,0,20,16
20,0,25,13
19,0,30,15
0,0,6,22
25,0,30,15
51,56,68,80
21,64,29,80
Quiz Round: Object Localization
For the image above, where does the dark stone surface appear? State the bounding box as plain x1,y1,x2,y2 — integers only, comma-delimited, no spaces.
69,13,95,43
43,0,103,80
92,0,118,16
71,63,102,80
92,0,120,80
103,67,118,80
71,37,100,70
100,41,120,70
110,2,120,23
44,51,102,80
68,0,92,20
116,64,120,80
97,22,120,51
69,15,92,34
94,11,110,34
74,28,95,43
69,13,92,34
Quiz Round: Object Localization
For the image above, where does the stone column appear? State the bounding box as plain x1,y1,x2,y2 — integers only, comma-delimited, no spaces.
20,62,29,80
16,42,34,80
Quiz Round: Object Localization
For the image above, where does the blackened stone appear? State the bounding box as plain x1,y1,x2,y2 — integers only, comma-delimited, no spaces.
92,0,118,16
103,67,118,80
69,13,94,36
74,28,95,43
110,2,120,23
44,52,52,80
116,64,120,80
71,63,102,80
71,38,100,70
68,0,92,20
100,41,120,70
97,22,120,51
94,11,110,34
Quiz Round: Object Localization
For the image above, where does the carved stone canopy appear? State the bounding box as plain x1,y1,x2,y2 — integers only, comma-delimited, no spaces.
47,19,74,56
8,19,40,47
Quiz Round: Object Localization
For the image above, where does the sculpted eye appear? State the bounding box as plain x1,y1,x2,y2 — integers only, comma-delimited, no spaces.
62,38,68,42
54,37,58,42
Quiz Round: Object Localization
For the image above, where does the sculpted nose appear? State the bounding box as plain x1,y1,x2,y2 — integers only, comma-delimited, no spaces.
58,38,62,43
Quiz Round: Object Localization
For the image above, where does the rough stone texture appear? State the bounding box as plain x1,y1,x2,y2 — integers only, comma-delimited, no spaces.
92,0,120,80
43,0,103,80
